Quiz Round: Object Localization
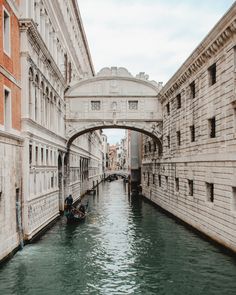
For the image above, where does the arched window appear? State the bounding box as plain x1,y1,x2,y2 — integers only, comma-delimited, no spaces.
153,141,157,152
54,96,57,132
45,87,49,127
50,92,53,129
58,100,61,132
148,141,152,152
40,81,44,125
34,75,39,122
29,68,34,119
144,144,147,154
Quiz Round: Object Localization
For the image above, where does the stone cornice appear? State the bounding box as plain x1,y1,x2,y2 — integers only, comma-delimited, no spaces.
160,3,236,102
21,118,67,144
66,75,160,96
71,0,95,76
19,19,66,88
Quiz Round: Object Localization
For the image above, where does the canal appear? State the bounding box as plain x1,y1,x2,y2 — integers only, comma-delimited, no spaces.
0,180,236,295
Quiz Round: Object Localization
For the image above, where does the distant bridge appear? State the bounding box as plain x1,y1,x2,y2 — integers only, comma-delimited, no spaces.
105,170,130,178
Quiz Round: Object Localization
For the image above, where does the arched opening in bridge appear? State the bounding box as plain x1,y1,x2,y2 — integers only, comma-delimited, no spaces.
66,126,162,199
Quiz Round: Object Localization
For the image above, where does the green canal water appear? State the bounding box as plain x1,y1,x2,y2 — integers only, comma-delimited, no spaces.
0,180,236,295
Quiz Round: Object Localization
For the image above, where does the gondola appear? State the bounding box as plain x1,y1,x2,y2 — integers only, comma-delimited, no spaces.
64,203,88,223
64,207,86,223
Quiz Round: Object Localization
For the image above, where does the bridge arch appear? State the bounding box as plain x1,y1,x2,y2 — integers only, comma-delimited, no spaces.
65,67,163,150
67,124,162,154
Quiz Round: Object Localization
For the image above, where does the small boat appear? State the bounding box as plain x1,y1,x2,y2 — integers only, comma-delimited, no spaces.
65,210,86,223
64,207,86,223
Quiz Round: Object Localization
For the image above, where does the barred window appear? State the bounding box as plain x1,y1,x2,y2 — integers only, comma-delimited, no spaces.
206,182,214,202
176,94,181,109
176,131,181,146
175,178,179,192
208,63,216,86
209,117,216,138
91,101,101,110
128,100,138,110
190,81,196,98
188,179,193,196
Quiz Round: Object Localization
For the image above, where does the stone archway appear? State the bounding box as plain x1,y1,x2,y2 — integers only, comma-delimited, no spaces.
64,67,163,198
65,67,163,148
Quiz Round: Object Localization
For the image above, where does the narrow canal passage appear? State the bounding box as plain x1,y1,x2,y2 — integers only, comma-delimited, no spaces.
1,180,236,295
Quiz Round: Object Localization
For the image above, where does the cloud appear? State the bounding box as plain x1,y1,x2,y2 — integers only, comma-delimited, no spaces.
78,0,235,143
79,0,234,83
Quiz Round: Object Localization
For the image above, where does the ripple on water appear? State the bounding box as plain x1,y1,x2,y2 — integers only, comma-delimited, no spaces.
0,180,236,295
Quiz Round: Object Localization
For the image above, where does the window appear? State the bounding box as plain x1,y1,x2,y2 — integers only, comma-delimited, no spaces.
4,88,11,129
91,101,101,110
158,175,161,187
234,108,236,133
188,179,193,196
208,63,216,86
3,8,10,55
167,135,170,148
46,149,48,165
232,187,236,211
128,100,138,110
29,144,32,165
147,172,150,186
208,117,216,138
144,145,147,154
176,94,181,109
153,141,157,152
41,148,44,164
68,62,72,83
51,175,54,188
176,131,181,146
175,178,179,192
166,103,170,115
206,182,214,202
165,176,168,188
35,146,38,165
190,81,196,98
148,142,151,152
64,53,68,81
190,125,195,142
153,174,155,185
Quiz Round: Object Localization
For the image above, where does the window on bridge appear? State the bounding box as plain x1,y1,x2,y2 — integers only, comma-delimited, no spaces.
128,100,138,110
91,101,101,110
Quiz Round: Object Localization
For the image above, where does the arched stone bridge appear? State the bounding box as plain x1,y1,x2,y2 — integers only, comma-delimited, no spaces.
65,67,163,148
105,170,130,178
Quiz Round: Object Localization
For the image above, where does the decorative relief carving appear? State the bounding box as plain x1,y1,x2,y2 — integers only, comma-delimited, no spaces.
151,122,163,137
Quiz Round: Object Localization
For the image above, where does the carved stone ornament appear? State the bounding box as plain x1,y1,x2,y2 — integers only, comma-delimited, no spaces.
151,122,163,137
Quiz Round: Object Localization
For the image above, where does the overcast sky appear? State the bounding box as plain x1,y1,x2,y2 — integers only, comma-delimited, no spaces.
78,0,235,144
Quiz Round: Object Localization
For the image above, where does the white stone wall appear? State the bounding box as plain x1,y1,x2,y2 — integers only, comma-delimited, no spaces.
142,5,236,252
0,135,22,261
19,0,100,242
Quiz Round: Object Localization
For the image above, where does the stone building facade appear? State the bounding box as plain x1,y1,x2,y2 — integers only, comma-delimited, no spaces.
0,0,22,261
142,4,236,252
18,0,102,241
